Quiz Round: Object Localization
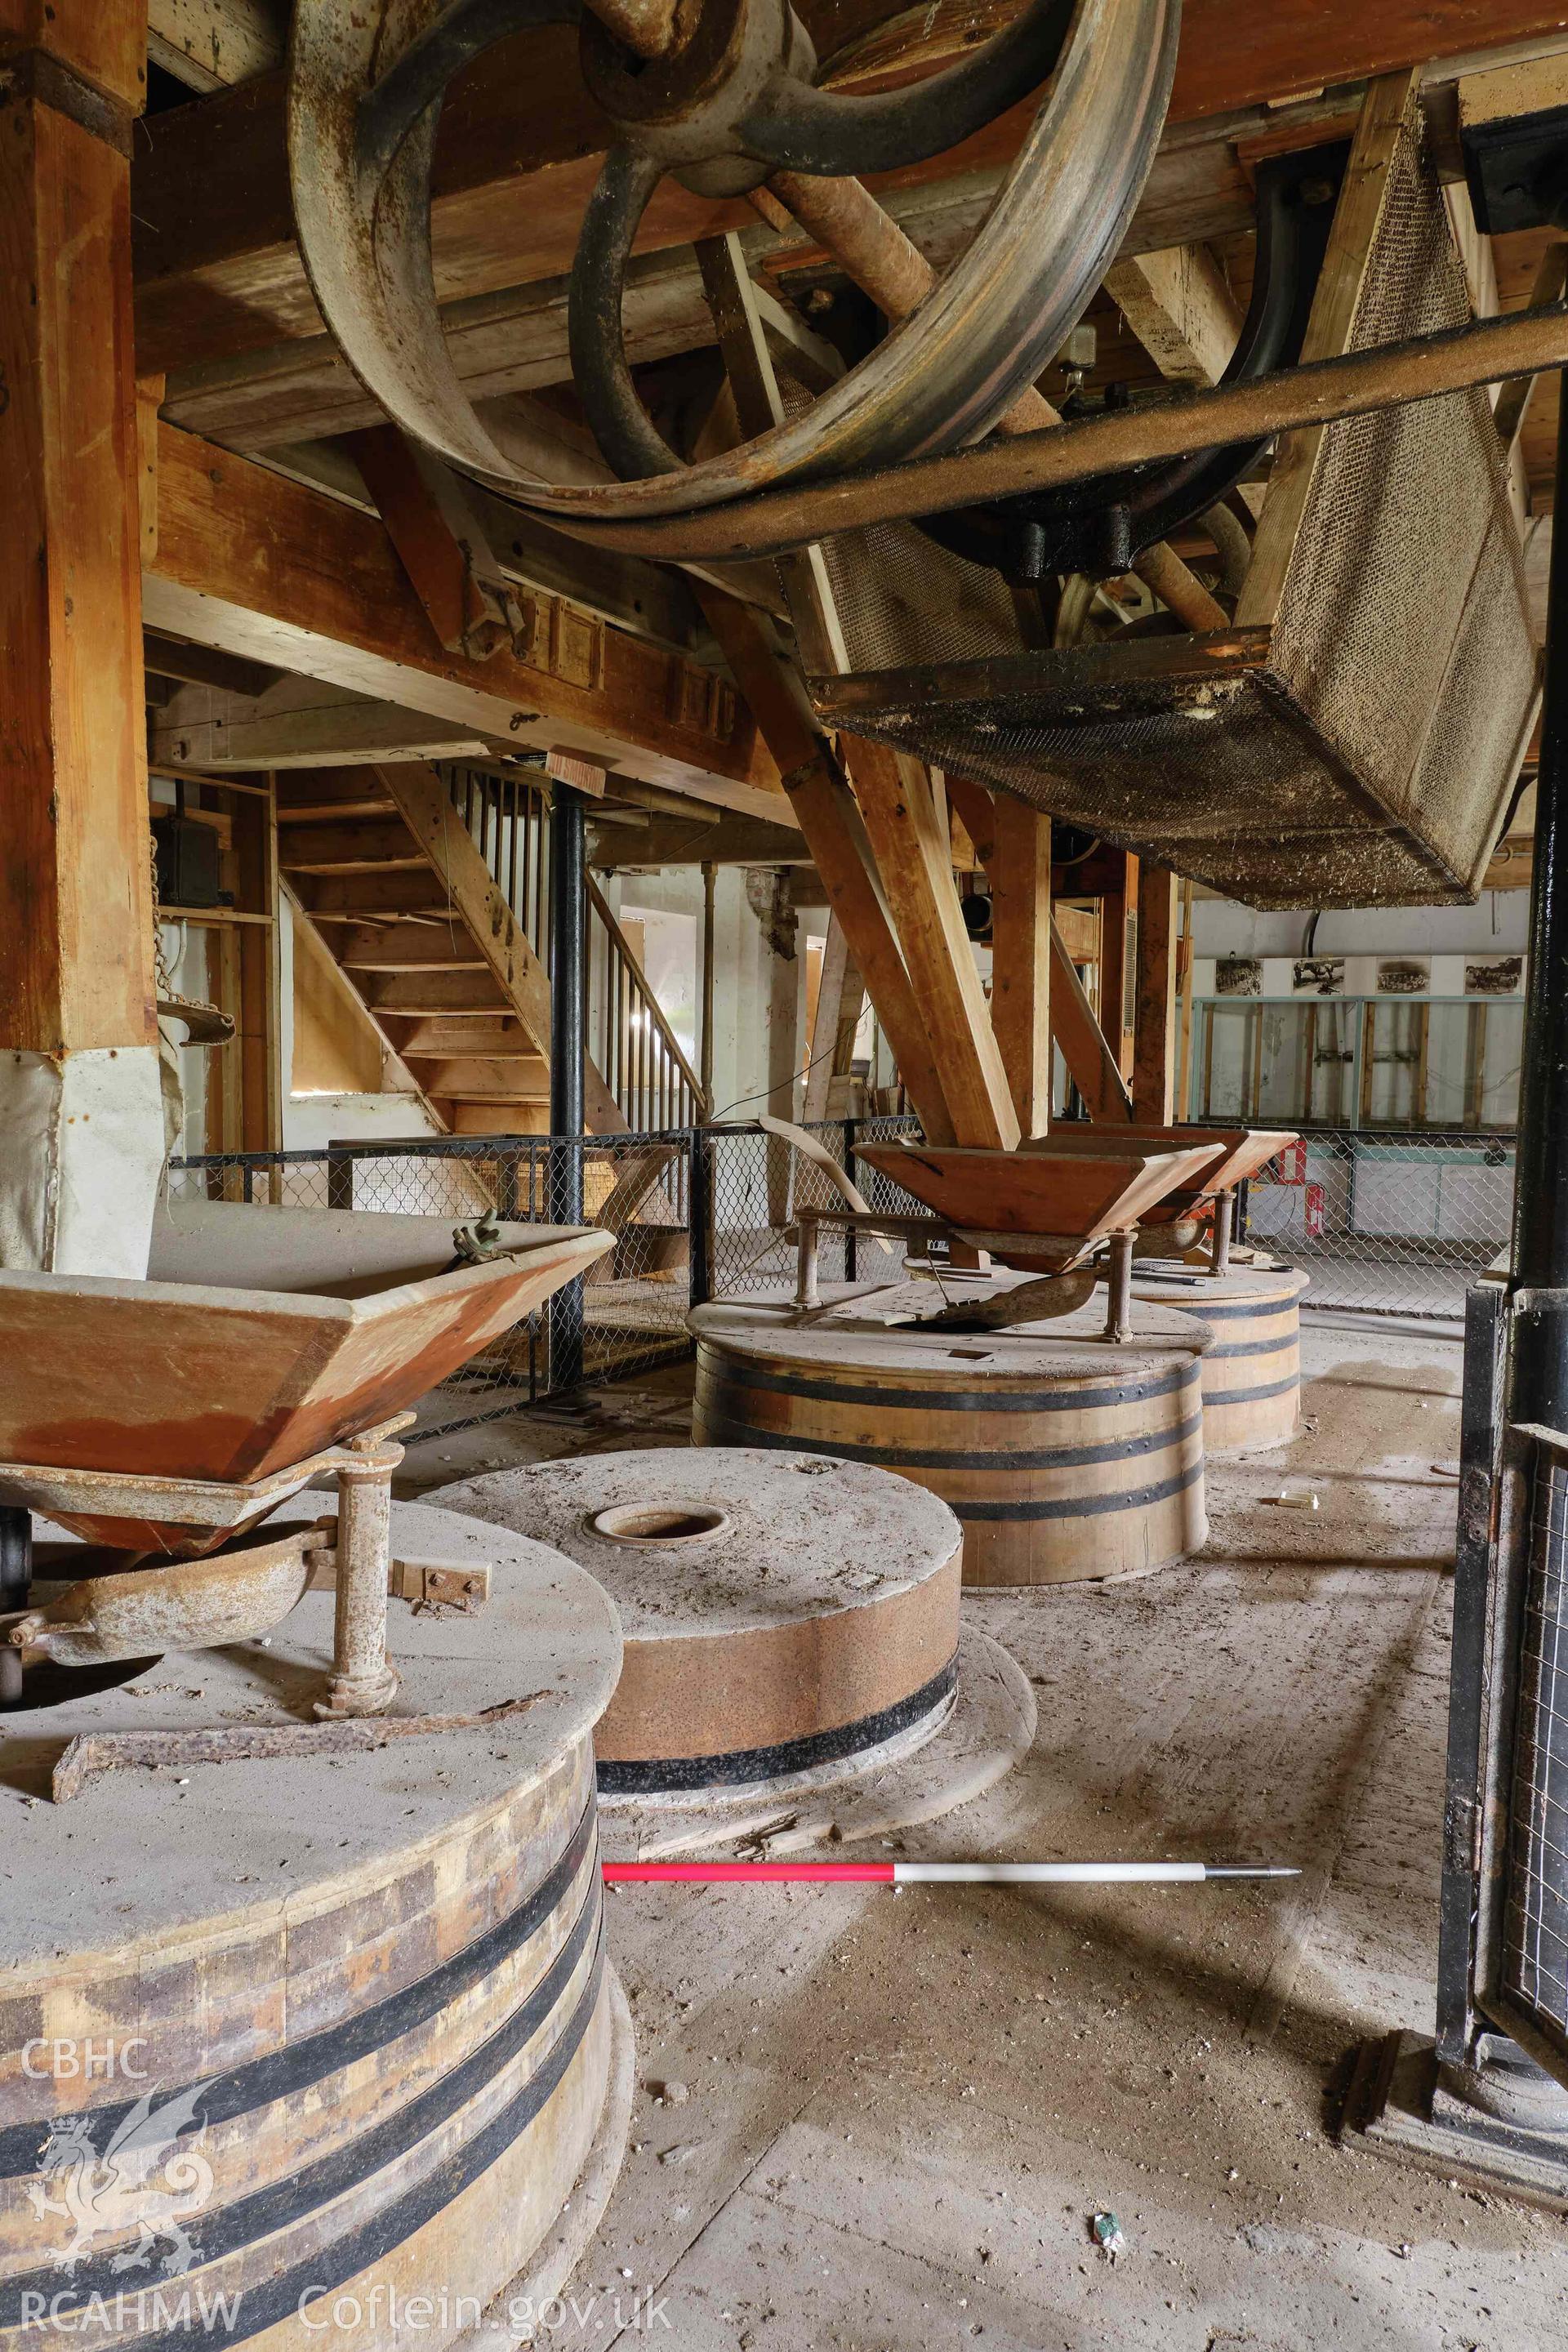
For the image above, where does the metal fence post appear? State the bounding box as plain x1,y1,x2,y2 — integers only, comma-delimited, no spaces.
688,1127,711,1310
843,1117,858,1283
327,1146,354,1211
548,779,587,1393
496,1147,520,1221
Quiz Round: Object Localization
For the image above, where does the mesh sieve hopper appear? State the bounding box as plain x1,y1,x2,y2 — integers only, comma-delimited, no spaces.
811,90,1540,910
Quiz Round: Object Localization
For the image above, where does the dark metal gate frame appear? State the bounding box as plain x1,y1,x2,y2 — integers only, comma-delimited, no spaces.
1350,348,1568,2187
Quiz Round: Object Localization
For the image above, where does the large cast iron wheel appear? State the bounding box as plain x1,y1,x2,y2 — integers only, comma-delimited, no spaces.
290,0,1180,523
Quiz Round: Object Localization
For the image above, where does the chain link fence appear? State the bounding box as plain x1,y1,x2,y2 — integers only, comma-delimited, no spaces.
166,1116,924,1432
165,1114,1511,1433
167,1130,698,1429
1239,1129,1514,1318
698,1114,924,1301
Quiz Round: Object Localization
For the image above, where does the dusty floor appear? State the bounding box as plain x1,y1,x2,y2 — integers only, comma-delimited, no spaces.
402,1322,1568,2351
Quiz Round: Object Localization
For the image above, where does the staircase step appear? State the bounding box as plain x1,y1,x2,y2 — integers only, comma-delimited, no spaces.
417,1060,550,1101
368,970,509,1016
338,924,487,973
446,1103,550,1137
278,820,425,874
399,1020,546,1061
274,777,397,823
294,872,452,918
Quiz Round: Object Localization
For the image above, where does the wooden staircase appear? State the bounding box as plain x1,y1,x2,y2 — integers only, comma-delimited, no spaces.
277,759,704,1138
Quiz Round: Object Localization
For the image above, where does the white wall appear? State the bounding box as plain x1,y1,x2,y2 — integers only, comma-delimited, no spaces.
1192,891,1530,962
599,864,787,1120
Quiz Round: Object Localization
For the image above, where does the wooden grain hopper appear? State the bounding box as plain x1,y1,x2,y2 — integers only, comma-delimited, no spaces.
1018,1126,1298,1223
852,1137,1226,1270
0,1203,611,1549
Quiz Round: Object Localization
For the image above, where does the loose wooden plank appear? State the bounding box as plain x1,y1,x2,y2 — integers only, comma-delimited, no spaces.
277,819,429,874
291,871,455,919
338,927,488,973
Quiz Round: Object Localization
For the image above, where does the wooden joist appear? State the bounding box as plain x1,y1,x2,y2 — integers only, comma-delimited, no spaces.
147,0,285,93
145,424,785,817
842,738,1020,1152
1103,244,1244,386
153,675,493,771
132,5,1568,379
591,811,813,868
1132,866,1181,1126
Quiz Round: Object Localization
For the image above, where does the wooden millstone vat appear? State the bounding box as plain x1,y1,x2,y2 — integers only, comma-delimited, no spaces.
1121,1260,1311,1452
437,1449,963,1798
0,1501,630,2352
691,1287,1211,1587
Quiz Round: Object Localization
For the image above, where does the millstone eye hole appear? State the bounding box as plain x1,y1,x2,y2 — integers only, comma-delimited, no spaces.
588,1501,733,1544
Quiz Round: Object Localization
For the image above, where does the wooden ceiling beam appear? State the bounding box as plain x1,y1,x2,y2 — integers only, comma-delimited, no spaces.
145,421,786,816
132,4,1568,380
147,0,284,94
151,674,496,769
591,813,814,866
142,630,280,697
1102,244,1244,387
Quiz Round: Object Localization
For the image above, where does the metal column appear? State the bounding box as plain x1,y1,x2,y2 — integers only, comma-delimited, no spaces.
700,859,716,1114
549,781,587,1393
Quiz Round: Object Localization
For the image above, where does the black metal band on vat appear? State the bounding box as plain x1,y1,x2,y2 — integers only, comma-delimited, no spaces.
951,1455,1204,1522
6,1939,608,2348
697,1357,1196,1416
0,1793,600,2180
695,1404,1204,1477
597,1653,960,1795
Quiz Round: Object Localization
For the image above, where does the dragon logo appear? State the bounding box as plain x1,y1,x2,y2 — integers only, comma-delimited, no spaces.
26,2085,214,2278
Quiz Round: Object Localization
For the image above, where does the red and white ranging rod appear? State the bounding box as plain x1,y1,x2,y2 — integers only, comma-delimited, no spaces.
604,1860,1298,1886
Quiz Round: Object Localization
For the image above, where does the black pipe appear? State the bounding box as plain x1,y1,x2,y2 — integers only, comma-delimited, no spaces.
1510,382,1568,1428
0,1506,28,1704
549,781,587,1394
